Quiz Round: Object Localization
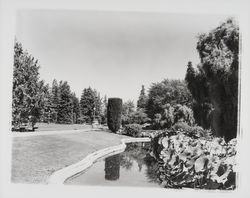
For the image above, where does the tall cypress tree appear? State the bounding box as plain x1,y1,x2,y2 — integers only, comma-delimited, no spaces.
137,85,148,110
107,98,123,132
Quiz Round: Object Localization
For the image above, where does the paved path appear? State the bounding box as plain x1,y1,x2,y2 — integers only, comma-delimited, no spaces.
11,130,127,184
12,128,98,137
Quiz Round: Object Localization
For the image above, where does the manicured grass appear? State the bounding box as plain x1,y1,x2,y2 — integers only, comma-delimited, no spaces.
35,122,92,131
11,130,127,184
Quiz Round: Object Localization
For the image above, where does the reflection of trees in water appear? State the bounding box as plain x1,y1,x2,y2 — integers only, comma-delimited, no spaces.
120,143,147,171
120,155,133,170
144,155,161,183
120,143,160,183
104,154,121,181
104,143,161,184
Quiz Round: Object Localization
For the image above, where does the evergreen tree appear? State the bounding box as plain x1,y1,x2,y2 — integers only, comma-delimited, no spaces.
107,98,123,132
94,91,102,122
51,79,60,123
57,81,73,124
12,41,42,126
38,81,51,123
186,19,239,141
80,87,96,123
185,62,212,129
137,85,148,110
79,87,103,123
71,93,81,124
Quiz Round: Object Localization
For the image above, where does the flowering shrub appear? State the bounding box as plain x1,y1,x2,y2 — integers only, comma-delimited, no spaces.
157,133,237,189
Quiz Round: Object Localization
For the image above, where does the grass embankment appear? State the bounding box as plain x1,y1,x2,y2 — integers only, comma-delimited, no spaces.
11,130,127,184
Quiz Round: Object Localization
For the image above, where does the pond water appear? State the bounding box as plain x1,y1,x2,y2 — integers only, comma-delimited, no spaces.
65,142,161,187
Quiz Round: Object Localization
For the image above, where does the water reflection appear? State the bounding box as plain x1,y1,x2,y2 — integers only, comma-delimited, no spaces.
103,142,160,184
105,154,121,180
66,142,161,187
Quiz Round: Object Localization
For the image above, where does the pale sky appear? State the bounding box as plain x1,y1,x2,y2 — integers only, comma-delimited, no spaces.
16,10,231,103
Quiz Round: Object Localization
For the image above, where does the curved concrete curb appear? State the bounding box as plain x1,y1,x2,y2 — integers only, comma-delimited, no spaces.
48,137,151,184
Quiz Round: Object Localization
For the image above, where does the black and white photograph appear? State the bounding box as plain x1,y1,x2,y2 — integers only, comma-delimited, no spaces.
0,1,250,198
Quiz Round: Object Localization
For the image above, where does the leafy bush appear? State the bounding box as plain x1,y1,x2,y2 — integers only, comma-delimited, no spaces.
156,133,237,189
149,104,195,130
172,122,212,139
107,98,123,133
173,104,195,126
131,109,151,125
146,79,193,120
123,124,143,137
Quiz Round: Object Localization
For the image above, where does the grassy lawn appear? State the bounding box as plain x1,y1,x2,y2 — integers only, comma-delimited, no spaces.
35,122,93,131
11,130,127,184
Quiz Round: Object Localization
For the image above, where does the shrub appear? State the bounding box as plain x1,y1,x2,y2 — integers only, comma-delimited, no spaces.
172,121,212,139
131,109,151,125
107,98,122,133
156,134,237,189
123,124,143,137
149,104,195,130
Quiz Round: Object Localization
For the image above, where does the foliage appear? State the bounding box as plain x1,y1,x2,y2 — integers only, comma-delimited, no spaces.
100,95,108,124
157,133,237,189
107,98,123,132
137,85,148,110
161,104,175,128
146,79,192,120
150,104,195,130
71,93,81,124
39,79,80,124
12,41,104,126
38,81,53,123
172,122,212,139
131,109,151,125
185,19,239,141
121,100,135,125
57,81,73,124
123,124,143,137
12,41,43,126
80,87,102,123
50,79,60,123
173,104,195,126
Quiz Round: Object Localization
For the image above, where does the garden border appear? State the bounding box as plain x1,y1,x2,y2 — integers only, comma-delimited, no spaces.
48,137,151,184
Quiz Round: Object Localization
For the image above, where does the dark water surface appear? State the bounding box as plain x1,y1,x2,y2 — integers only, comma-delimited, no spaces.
65,142,161,187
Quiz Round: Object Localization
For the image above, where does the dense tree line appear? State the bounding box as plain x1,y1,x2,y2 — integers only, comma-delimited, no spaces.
39,80,81,124
120,81,194,130
12,41,106,127
185,19,239,141
129,19,239,141
13,18,238,139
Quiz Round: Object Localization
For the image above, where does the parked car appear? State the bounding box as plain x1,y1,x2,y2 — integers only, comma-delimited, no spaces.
12,116,38,132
